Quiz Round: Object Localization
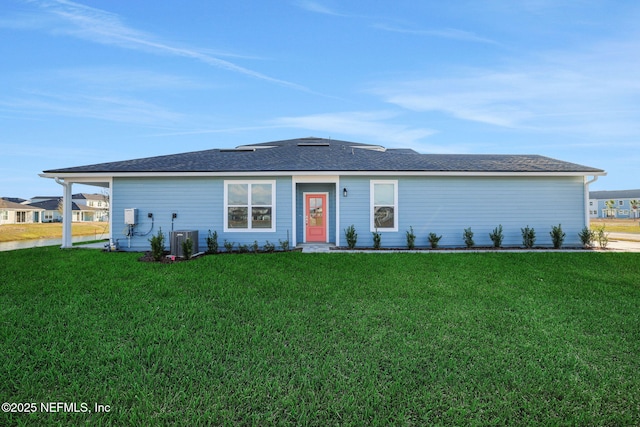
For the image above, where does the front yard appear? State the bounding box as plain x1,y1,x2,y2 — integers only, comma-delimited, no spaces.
1,248,638,425
591,218,640,234
0,222,109,242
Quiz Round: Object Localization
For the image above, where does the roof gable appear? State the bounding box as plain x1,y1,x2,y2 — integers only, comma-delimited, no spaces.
43,137,604,175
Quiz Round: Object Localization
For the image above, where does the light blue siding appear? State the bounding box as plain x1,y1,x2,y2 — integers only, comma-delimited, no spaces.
112,176,292,251
339,176,372,245
340,175,587,248
113,174,587,251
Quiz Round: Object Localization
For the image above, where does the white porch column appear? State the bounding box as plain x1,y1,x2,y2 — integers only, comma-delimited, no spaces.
56,178,73,249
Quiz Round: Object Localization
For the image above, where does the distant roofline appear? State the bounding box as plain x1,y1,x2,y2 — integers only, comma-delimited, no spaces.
589,189,640,199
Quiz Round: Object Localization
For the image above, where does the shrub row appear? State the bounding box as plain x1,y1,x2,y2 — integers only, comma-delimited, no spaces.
147,223,611,259
344,224,610,250
147,228,292,260
209,229,291,254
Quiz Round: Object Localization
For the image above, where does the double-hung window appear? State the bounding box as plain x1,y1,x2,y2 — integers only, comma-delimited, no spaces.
224,180,275,232
370,180,398,231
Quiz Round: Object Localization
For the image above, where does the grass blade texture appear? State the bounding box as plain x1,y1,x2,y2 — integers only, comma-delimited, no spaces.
1,248,639,425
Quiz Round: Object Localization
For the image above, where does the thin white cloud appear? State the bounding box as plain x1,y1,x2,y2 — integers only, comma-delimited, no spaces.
374,23,499,45
294,1,344,16
46,67,211,91
370,37,640,137
23,0,310,92
0,141,111,164
145,125,284,138
270,111,437,146
0,67,212,127
0,90,184,125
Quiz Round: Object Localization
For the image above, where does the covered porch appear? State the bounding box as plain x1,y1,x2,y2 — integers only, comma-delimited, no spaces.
39,176,112,249
292,175,341,248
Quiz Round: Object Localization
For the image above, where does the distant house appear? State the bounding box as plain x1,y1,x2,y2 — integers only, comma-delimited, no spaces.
27,197,107,223
0,198,44,225
72,193,109,222
40,137,605,250
589,189,640,219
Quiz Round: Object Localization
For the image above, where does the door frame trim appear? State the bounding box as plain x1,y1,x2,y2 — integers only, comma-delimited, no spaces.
303,192,329,243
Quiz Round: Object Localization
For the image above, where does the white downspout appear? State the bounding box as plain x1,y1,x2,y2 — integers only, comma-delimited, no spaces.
55,177,73,249
584,176,599,227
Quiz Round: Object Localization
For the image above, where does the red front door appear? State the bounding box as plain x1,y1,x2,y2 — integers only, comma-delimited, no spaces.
305,194,327,242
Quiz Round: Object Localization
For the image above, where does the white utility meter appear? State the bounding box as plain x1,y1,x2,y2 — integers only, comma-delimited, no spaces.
124,208,138,225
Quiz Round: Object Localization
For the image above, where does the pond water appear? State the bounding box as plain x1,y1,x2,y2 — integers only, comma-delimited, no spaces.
0,235,109,252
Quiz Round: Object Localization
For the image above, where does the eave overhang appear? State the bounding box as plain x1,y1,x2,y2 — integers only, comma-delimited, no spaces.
40,170,607,180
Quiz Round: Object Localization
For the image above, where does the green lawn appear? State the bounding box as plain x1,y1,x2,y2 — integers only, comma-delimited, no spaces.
1,248,639,426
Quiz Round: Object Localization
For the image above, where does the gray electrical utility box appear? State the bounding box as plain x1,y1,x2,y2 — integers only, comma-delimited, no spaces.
124,208,138,225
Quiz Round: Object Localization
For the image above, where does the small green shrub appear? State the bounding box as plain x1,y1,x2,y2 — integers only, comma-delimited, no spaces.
251,240,259,254
345,225,358,249
263,241,276,253
279,238,290,252
182,238,193,260
206,229,218,254
406,226,416,249
550,224,565,249
578,226,595,248
596,225,609,249
428,232,442,249
372,230,381,249
489,225,504,248
521,226,536,249
238,244,249,253
223,240,234,253
148,228,165,261
463,227,474,248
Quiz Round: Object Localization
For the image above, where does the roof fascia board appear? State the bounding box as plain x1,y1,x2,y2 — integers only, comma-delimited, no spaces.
41,170,607,179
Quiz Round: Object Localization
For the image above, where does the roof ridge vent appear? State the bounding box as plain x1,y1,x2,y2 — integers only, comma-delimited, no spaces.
235,145,276,150
351,145,386,152
220,147,256,152
298,142,330,147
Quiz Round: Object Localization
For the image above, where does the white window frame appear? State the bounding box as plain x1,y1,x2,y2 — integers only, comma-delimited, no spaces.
370,180,398,232
0,210,7,221
224,180,276,232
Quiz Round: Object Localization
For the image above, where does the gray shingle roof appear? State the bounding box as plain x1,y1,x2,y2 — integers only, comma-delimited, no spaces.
44,137,604,174
27,199,91,212
0,199,42,210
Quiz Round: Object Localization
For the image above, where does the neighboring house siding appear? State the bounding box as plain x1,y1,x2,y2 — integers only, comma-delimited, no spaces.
593,199,639,219
112,176,292,251
588,190,640,218
0,209,39,224
340,175,585,248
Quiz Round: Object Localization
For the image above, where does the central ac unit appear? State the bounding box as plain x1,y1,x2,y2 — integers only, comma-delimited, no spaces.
170,230,199,257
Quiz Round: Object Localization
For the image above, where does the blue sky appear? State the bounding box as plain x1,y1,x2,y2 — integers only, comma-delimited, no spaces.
1,0,639,197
